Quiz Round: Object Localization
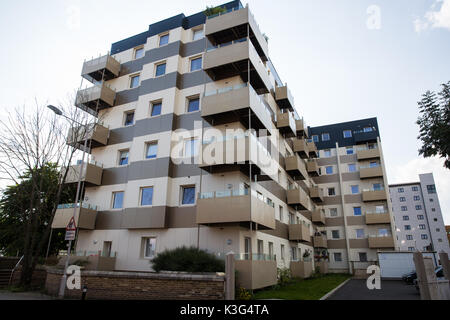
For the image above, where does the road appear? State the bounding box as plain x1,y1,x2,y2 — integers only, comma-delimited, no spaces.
0,290,55,300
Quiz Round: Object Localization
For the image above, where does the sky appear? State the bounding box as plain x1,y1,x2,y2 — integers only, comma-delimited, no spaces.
0,0,449,223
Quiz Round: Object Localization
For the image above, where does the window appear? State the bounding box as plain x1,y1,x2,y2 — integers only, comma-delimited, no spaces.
326,166,333,175
415,205,422,210
323,149,331,157
281,244,285,261
419,224,426,230
399,197,406,202
426,185,436,194
151,101,162,117
369,161,378,168
404,225,411,231
279,206,284,222
291,247,298,261
346,147,354,155
432,208,436,212
119,150,129,166
348,164,356,172
401,206,408,211
322,133,330,141
190,57,202,72
356,229,365,239
146,142,158,159
421,234,428,240
144,238,156,259
289,213,295,225
328,188,336,196
332,230,340,239
373,183,382,191
193,29,204,41
375,205,385,213
353,207,362,216
398,188,404,193
408,247,415,252
402,216,409,221
378,228,388,236
181,186,196,205
359,252,368,262
343,130,352,138
155,62,166,77
187,97,200,113
412,186,419,192
112,191,124,209
130,74,140,88
140,187,154,206
257,240,264,257
134,47,144,59
413,196,420,201
363,127,373,133
159,33,169,46
268,242,274,260
124,111,135,126
334,252,342,262
436,228,440,232
184,139,199,157
330,208,338,217
351,185,359,194
429,198,434,202
312,135,319,143
406,235,413,240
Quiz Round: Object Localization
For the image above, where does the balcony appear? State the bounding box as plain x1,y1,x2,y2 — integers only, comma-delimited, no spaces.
316,261,329,274
205,6,268,62
360,165,383,179
275,85,294,111
362,189,387,202
306,141,318,158
368,235,395,248
51,203,98,230
365,211,391,224
196,189,276,230
290,260,313,279
354,130,378,144
309,186,324,203
75,83,116,116
285,155,307,180
306,159,320,177
313,234,328,248
201,83,273,131
287,188,310,210
67,123,109,151
276,112,296,137
204,38,271,94
199,134,277,181
63,160,103,186
312,209,326,225
295,119,308,138
81,54,121,83
235,256,277,290
292,138,309,159
288,223,310,242
356,147,380,161
59,251,116,271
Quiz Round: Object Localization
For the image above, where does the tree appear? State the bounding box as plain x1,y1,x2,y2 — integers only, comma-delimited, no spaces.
416,81,450,169
0,99,93,288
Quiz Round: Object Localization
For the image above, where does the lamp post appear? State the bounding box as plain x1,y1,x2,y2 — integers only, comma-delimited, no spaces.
47,105,89,299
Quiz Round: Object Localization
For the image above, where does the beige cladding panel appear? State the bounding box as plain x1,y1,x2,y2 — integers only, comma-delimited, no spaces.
349,238,369,249
365,213,391,224
290,261,313,278
52,207,97,230
357,148,380,160
368,236,395,248
360,166,383,179
235,260,277,290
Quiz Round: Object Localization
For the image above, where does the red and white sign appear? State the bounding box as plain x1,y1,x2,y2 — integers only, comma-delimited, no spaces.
65,217,77,241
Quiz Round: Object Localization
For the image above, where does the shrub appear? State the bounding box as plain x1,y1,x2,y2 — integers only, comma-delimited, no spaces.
236,287,253,300
277,268,292,286
151,246,224,273
204,6,227,17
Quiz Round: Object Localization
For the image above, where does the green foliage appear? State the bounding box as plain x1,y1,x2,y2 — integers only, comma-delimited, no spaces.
204,5,227,17
151,246,224,273
277,267,292,286
236,287,253,300
417,81,450,169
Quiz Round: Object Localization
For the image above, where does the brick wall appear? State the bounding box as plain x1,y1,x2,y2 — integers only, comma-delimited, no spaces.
10,266,48,289
45,269,226,300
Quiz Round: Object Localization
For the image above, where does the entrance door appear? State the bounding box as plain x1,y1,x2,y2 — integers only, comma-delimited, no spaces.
103,241,112,257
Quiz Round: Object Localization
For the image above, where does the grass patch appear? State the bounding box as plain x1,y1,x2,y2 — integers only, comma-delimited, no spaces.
253,274,351,300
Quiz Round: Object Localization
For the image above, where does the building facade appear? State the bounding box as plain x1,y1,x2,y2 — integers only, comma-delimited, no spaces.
52,1,396,288
390,173,450,261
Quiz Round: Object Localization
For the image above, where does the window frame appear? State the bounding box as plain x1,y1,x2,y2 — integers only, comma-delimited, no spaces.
181,185,196,206
143,237,157,259
150,100,162,117
155,61,167,77
112,191,124,209
118,149,130,166
158,33,170,47
189,56,203,72
130,74,141,89
134,46,144,60
187,96,200,113
145,141,158,160
140,186,154,207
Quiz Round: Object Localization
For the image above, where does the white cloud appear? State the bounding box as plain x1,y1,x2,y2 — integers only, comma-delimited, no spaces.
414,0,450,32
387,156,450,224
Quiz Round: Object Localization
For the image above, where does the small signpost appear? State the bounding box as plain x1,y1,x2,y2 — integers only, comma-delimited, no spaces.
65,217,77,241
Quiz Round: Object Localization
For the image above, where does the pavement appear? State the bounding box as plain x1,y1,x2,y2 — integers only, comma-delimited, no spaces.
326,279,420,300
0,290,55,300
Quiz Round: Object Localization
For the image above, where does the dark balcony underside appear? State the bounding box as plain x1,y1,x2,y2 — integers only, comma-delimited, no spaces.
202,108,270,132
200,163,270,181
83,69,118,83
76,99,113,116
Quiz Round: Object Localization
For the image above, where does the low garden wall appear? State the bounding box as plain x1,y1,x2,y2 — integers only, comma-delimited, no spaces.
45,269,226,300
10,266,48,289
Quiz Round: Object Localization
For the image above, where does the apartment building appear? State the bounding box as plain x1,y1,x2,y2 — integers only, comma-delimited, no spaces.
308,119,397,273
51,1,395,288
390,173,450,262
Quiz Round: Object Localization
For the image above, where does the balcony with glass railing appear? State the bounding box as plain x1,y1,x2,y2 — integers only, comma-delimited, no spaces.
287,187,310,210
312,208,326,225
313,233,328,248
196,188,276,230
75,82,116,116
288,222,311,242
292,137,309,159
309,185,324,202
205,5,268,62
354,128,379,144
306,139,318,158
52,202,98,230
276,111,296,137
204,37,272,94
201,83,273,131
67,122,109,150
306,159,320,177
62,159,103,186
362,187,387,202
234,253,277,290
275,84,294,111
368,234,395,248
285,154,308,180
356,145,380,160
365,209,391,224
359,163,383,179
81,54,121,83
295,118,308,138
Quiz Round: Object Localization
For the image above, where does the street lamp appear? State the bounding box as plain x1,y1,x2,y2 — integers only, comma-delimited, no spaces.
47,105,89,299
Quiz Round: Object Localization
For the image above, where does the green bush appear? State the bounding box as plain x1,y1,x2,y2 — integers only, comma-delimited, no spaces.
236,287,253,300
151,246,224,273
277,268,292,286
204,6,227,16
